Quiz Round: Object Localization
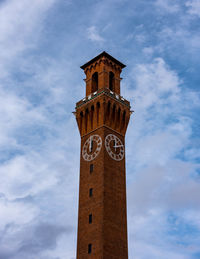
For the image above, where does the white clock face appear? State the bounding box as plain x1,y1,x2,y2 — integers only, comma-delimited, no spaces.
82,134,102,161
105,134,124,161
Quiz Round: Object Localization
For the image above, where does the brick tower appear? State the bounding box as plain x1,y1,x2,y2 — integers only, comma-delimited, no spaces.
75,51,130,259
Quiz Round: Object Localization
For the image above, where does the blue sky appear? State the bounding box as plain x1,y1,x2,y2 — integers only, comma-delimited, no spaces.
0,0,199,258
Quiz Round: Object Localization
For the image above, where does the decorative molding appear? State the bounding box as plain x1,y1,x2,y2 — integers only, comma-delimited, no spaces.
81,125,125,138
84,57,122,73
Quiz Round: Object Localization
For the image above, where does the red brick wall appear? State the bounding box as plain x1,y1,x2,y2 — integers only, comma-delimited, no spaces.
77,127,128,259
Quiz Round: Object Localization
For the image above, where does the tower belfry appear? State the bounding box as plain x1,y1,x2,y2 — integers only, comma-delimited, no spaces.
75,51,130,258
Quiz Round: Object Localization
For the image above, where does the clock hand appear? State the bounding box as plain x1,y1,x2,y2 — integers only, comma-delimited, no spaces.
89,137,91,152
89,136,93,152
114,139,116,152
113,145,123,148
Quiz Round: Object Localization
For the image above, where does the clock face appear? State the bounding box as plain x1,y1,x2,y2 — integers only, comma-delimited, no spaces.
105,134,124,161
82,134,102,161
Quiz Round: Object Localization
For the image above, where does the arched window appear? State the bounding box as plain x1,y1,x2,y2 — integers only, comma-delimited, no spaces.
92,72,98,92
106,101,111,121
122,111,126,129
85,108,89,132
96,102,100,125
91,105,94,129
109,72,115,91
112,104,116,125
116,107,121,128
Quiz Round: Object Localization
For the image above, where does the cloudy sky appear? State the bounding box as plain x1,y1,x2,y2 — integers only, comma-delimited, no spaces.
0,0,200,258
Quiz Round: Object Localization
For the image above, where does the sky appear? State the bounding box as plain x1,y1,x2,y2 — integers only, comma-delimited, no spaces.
0,0,199,258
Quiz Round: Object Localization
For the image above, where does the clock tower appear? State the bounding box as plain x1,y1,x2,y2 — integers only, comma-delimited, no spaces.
75,52,130,259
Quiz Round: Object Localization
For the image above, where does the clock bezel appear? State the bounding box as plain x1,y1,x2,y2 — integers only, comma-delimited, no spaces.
105,134,125,161
82,134,102,161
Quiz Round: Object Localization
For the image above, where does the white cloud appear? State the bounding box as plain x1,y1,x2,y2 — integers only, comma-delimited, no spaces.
125,56,199,183
124,58,198,204
142,47,154,56
0,88,45,149
132,241,190,259
155,0,180,13
0,153,58,199
128,160,199,215
0,197,38,231
135,34,146,43
156,25,200,61
185,148,200,160
0,1,79,257
0,0,57,78
186,0,200,17
129,58,180,110
87,26,105,42
127,160,200,258
124,57,200,258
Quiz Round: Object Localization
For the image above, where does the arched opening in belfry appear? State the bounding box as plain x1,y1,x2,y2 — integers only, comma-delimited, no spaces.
85,108,89,132
96,102,100,126
122,111,126,130
91,105,94,129
116,107,121,129
106,101,111,122
92,72,98,92
109,71,115,91
111,104,116,126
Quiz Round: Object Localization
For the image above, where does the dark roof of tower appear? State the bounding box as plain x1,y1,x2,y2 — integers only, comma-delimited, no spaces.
80,51,126,70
